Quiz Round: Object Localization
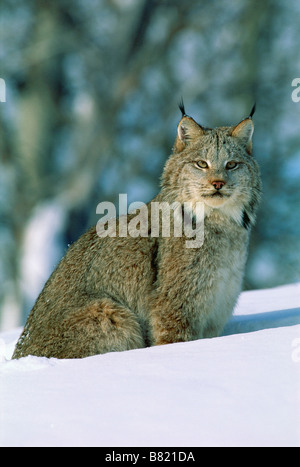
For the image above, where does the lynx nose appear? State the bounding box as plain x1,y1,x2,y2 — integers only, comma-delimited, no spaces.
212,180,226,191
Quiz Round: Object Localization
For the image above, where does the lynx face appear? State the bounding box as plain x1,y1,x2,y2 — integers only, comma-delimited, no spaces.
161,108,261,227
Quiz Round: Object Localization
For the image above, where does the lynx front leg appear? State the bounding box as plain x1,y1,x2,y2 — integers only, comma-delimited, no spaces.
150,294,198,346
149,246,202,346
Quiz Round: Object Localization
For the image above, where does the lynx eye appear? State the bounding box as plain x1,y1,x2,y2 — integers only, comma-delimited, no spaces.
196,160,209,169
226,161,238,170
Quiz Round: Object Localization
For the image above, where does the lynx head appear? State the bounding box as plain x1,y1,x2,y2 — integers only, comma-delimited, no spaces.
161,102,261,228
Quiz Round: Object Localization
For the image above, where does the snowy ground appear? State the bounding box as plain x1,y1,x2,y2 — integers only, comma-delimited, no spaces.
1,283,299,447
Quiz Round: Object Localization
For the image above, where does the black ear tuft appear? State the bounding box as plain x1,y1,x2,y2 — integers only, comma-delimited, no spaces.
249,103,256,119
178,98,186,118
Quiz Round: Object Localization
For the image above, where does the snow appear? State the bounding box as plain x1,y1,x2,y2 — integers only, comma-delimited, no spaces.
1,283,300,447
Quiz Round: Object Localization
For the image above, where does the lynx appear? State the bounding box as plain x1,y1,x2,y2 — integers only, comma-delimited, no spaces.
13,103,261,359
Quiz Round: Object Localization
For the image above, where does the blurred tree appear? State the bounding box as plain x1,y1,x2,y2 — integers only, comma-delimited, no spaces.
0,0,299,330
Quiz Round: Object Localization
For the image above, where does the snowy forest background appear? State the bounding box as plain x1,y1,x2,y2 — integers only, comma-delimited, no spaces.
0,0,300,331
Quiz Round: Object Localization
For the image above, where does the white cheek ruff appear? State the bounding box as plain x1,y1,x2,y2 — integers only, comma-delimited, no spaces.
220,202,244,225
203,198,251,229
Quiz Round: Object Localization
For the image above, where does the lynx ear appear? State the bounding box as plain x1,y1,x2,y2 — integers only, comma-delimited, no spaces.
174,116,204,152
231,118,254,155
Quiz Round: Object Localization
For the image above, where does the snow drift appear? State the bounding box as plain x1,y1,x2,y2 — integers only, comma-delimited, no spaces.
1,283,299,447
